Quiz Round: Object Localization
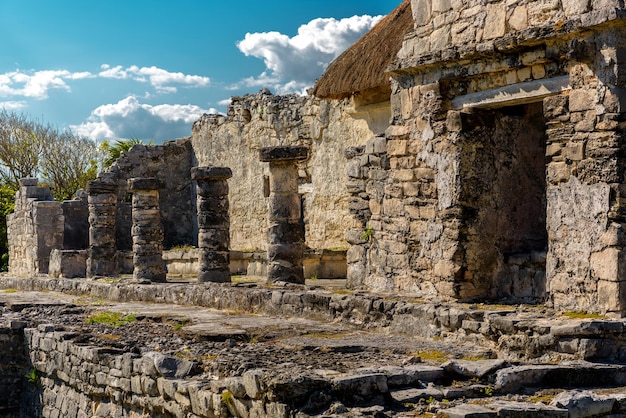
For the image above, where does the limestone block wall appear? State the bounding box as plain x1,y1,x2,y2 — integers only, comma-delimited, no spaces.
191,89,389,253
542,29,626,314
349,0,626,313
23,324,295,418
61,194,89,251
403,0,622,67
7,180,64,277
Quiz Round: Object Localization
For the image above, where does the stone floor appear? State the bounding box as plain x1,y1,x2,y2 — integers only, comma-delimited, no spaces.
1,275,626,417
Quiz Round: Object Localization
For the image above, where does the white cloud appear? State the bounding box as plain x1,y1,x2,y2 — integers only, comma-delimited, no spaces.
99,65,210,93
70,96,215,142
236,14,382,94
0,69,95,100
0,100,27,110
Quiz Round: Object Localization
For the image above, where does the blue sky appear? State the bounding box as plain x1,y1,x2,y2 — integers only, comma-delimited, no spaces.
0,1,399,143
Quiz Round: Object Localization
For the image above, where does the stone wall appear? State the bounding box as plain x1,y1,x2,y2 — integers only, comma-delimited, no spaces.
23,324,295,417
104,138,195,251
0,324,31,416
61,193,89,251
191,89,389,253
347,0,626,313
7,179,64,277
403,0,622,68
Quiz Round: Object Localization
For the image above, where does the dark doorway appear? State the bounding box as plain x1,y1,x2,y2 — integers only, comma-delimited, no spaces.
459,102,548,302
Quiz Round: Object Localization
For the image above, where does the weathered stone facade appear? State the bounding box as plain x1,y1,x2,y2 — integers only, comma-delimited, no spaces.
191,90,389,253
341,0,626,314
9,1,626,316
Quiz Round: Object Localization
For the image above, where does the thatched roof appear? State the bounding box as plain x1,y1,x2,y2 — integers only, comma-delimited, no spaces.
311,0,412,101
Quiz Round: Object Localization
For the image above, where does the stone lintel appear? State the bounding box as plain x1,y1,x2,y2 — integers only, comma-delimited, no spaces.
87,180,118,195
259,146,309,162
19,178,38,187
191,166,233,181
452,76,570,111
128,177,165,191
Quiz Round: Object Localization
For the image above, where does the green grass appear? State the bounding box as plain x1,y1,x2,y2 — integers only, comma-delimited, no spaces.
3,288,17,293
221,390,234,407
562,311,607,320
414,349,449,363
86,311,137,327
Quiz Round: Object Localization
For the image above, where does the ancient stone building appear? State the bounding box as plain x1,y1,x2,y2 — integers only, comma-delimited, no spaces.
8,0,626,316
319,0,626,315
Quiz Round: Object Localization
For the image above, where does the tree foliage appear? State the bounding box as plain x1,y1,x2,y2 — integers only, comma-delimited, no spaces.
0,110,100,200
100,138,152,168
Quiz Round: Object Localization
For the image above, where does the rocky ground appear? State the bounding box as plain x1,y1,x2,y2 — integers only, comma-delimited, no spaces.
2,282,626,417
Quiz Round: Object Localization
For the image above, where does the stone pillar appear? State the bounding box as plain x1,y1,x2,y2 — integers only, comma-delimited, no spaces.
128,178,166,282
86,178,118,278
259,146,308,284
191,167,232,283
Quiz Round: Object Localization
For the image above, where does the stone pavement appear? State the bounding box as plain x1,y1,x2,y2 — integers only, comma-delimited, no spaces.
2,277,626,417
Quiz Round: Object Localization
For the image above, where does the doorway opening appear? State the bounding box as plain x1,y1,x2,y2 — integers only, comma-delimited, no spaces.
458,102,548,302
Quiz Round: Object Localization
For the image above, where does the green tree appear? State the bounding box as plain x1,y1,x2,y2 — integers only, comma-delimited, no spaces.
0,110,53,186
0,110,101,200
100,138,152,168
41,131,100,200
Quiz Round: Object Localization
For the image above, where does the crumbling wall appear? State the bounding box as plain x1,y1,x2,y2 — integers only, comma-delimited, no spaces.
104,138,195,251
7,179,64,277
61,193,89,250
191,89,389,253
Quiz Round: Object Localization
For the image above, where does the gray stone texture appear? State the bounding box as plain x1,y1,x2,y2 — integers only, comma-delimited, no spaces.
128,177,166,282
86,178,118,278
192,166,232,283
8,179,63,276
108,139,194,251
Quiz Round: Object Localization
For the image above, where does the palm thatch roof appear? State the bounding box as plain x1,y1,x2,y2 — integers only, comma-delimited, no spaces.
311,0,412,102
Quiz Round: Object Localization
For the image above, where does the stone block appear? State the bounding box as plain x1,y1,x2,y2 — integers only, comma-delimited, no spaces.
243,369,265,399
411,0,432,27
430,25,451,51
590,248,626,282
508,4,529,30
570,89,597,112
332,373,388,397
564,0,591,16
387,140,408,156
597,280,626,313
483,3,506,40
442,404,497,418
546,161,570,184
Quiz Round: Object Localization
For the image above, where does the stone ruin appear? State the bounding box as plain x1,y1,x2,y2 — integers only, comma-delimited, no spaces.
7,0,626,317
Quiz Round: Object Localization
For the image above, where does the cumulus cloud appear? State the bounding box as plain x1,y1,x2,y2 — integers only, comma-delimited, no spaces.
70,96,216,142
0,69,95,100
236,14,382,94
99,65,210,93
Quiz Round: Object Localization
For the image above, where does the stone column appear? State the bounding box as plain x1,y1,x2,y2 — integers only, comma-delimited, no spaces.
86,178,118,278
128,178,166,282
191,167,232,283
259,146,308,284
